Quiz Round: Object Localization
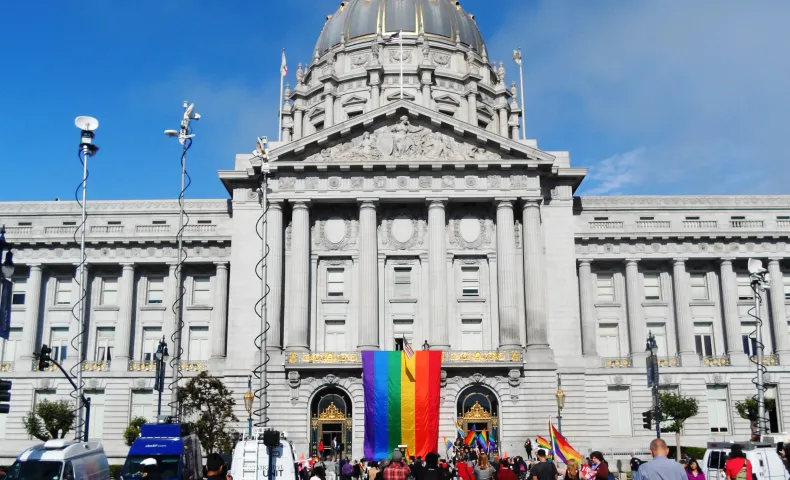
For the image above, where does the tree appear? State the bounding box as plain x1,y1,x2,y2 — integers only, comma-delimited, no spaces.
659,392,699,461
23,399,76,441
178,371,239,454
124,417,148,446
735,397,776,438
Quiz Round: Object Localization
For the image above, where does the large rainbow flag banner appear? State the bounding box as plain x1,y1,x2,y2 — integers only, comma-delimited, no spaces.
362,350,443,460
536,436,553,459
549,422,583,465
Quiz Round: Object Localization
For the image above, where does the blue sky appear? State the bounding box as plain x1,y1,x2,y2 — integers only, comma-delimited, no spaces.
1,1,788,201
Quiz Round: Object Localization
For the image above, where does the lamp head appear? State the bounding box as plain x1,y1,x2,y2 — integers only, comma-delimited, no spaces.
244,390,255,414
164,129,179,137
748,258,767,275
555,387,566,409
2,251,14,278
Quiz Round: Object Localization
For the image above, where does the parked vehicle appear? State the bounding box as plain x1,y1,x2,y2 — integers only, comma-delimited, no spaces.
229,430,297,480
7,439,109,480
702,442,785,480
121,423,202,480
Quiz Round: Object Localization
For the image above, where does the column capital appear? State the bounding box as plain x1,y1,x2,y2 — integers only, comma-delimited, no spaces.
121,263,135,271
358,198,379,209
768,258,784,265
290,200,311,210
719,257,736,265
577,258,593,267
214,262,230,270
624,258,640,267
672,257,688,265
495,198,517,207
521,197,542,208
487,252,497,261
426,197,448,208
27,263,43,271
268,199,285,210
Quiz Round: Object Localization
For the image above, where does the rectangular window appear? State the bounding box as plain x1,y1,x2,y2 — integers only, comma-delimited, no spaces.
100,277,118,305
607,387,632,436
55,278,72,305
187,326,209,361
598,324,620,358
107,221,121,226
95,327,114,363
737,273,753,301
461,267,480,297
685,216,700,220
324,319,346,351
11,278,26,305
192,277,211,305
596,274,615,302
644,273,661,300
146,277,164,304
197,220,212,225
50,327,70,362
742,323,758,356
86,390,105,440
707,385,730,433
393,267,412,297
1,328,22,363
694,323,714,357
460,318,483,350
152,220,167,225
327,268,345,297
393,318,414,349
690,273,709,301
142,327,162,363
640,216,655,221
766,385,781,433
131,390,154,423
783,274,790,301
646,323,668,357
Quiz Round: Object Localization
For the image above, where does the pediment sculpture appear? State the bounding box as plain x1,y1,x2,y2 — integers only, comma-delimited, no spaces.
304,116,502,163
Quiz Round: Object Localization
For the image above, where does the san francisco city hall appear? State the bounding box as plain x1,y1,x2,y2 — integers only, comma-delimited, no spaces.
1,0,789,464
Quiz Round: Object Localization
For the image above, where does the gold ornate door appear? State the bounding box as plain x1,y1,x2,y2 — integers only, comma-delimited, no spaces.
310,389,353,457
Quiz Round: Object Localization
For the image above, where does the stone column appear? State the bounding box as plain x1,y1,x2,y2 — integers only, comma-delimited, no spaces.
266,201,285,349
427,199,450,349
293,109,304,140
370,84,381,109
578,259,598,357
498,107,508,138
672,258,697,363
210,263,229,359
358,200,380,350
522,199,554,365
286,201,311,351
467,87,478,126
624,259,645,358
495,199,520,349
767,259,790,356
19,264,43,371
324,92,335,128
112,263,135,371
719,258,747,365
510,119,520,141
281,125,291,143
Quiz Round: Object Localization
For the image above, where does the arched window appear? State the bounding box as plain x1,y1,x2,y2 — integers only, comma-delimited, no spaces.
456,385,499,452
310,387,353,457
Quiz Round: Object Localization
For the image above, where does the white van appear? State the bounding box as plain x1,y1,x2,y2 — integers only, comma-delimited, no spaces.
6,439,110,480
702,442,786,480
229,430,298,480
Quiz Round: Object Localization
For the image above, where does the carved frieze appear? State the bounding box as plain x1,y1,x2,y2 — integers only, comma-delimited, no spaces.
314,214,355,251
450,214,492,249
575,238,790,258
304,116,501,163
279,177,296,190
381,209,426,250
390,49,412,62
432,52,450,66
350,54,369,67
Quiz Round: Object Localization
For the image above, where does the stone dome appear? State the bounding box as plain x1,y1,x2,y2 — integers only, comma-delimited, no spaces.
315,0,486,56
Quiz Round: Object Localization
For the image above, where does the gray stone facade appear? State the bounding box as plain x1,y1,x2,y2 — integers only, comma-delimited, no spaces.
1,0,789,465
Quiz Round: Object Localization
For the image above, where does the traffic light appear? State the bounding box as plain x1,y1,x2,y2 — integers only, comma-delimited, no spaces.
0,380,11,414
642,410,653,430
37,344,52,371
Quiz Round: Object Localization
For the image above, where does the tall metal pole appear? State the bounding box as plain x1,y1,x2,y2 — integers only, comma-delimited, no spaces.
170,146,186,421
75,144,90,441
278,48,285,142
517,47,526,140
400,30,404,99
556,373,563,435
248,376,253,436
259,170,269,427
755,288,766,436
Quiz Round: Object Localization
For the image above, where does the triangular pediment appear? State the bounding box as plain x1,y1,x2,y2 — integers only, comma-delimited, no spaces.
342,95,367,107
268,100,555,165
386,91,416,101
434,94,460,107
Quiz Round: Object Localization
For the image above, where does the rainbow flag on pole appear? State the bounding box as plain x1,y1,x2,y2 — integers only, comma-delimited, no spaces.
536,436,553,460
362,350,443,460
549,422,583,465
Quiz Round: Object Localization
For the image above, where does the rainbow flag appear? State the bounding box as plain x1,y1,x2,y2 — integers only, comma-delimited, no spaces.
536,436,553,459
453,418,465,439
362,350,442,460
549,422,583,465
444,437,454,452
464,428,476,445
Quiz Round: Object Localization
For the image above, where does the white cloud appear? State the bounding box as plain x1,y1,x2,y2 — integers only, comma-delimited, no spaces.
485,0,790,194
582,148,647,195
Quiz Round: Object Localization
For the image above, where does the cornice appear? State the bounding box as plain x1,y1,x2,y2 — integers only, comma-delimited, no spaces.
578,195,790,210
575,237,789,261
0,199,230,215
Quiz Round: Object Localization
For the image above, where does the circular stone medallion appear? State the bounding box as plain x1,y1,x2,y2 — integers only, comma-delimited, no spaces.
459,216,481,243
324,217,346,244
391,216,414,244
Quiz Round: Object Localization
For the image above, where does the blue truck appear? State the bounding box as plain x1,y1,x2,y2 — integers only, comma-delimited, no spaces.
121,424,203,480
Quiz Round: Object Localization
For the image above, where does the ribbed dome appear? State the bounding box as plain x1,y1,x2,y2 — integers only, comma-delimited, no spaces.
315,0,486,56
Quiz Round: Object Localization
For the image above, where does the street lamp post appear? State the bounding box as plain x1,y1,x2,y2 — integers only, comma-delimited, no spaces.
646,333,661,439
555,373,565,434
244,376,254,437
422,341,430,351
154,337,169,417
0,227,15,338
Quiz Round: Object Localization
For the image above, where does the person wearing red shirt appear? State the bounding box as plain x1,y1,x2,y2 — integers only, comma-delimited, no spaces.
457,458,475,480
498,459,519,480
724,445,753,480
319,441,325,459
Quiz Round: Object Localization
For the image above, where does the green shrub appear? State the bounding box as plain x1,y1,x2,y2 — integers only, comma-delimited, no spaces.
109,464,124,479
667,446,707,461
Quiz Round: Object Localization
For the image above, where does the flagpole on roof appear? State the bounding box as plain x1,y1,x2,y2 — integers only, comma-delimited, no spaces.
279,48,287,142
